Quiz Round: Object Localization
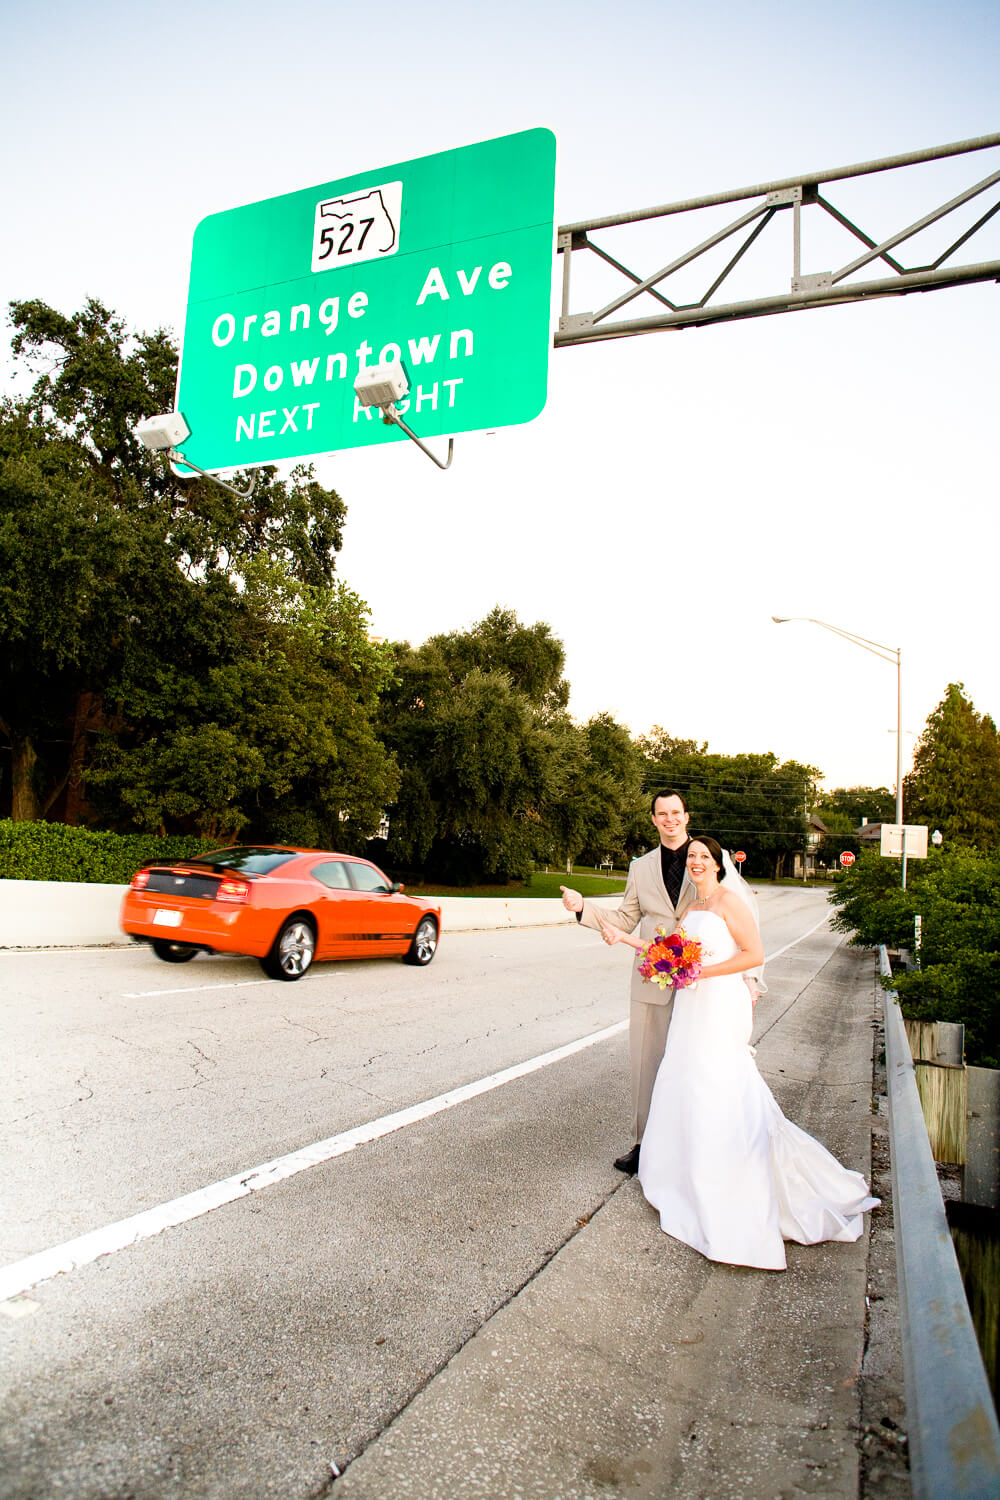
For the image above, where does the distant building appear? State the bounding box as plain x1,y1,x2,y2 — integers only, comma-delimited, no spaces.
793,812,829,878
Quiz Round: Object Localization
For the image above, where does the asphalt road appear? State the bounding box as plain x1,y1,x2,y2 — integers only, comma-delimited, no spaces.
1,886,842,1498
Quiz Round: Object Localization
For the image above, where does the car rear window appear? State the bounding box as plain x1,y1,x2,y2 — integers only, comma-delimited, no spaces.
348,862,393,893
195,847,300,875
312,860,353,890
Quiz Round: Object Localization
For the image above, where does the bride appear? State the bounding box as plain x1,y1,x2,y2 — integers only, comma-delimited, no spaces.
601,837,878,1271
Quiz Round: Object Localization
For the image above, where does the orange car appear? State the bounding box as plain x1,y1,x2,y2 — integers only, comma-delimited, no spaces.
120,845,441,981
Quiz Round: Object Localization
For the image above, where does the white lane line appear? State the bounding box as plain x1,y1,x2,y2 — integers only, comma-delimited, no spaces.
122,979,274,999
763,912,832,964
0,1019,629,1303
123,973,356,998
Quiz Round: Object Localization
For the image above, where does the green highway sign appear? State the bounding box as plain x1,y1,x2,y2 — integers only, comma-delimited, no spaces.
175,128,557,472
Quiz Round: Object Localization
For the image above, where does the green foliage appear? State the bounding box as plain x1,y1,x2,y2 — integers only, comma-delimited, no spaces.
425,606,570,711
828,847,919,948
0,297,391,844
818,785,897,826
0,819,217,884
814,785,896,862
547,711,645,870
904,683,1000,850
7,298,348,583
85,575,399,846
379,609,611,883
378,637,556,882
378,612,647,885
638,729,819,877
830,847,1000,1066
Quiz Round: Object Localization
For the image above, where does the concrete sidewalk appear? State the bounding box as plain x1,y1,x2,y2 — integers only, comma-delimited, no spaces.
334,942,886,1499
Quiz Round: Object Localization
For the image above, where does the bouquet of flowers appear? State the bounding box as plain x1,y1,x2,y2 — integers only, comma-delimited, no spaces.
637,925,703,991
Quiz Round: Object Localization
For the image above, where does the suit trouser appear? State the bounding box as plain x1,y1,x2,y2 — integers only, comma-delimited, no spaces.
631,993,674,1142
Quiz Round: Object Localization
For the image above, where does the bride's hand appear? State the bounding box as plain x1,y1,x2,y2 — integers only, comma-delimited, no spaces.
600,919,626,946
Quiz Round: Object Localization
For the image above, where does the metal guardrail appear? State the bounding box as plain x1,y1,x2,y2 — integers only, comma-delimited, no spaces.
879,945,1000,1497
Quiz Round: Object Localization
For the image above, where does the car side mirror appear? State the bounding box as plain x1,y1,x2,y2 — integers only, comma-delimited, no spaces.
390,881,403,893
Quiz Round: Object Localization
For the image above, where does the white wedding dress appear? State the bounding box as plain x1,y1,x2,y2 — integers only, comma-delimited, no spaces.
637,909,879,1271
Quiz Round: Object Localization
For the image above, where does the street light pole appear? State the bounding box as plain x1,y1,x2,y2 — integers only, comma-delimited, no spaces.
772,614,904,822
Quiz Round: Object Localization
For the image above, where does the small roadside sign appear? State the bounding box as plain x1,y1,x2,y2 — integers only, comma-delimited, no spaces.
879,824,928,860
840,851,856,867
734,851,746,864
175,128,557,472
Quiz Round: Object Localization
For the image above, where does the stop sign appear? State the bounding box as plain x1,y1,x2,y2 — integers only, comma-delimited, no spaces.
840,851,856,867
734,851,746,864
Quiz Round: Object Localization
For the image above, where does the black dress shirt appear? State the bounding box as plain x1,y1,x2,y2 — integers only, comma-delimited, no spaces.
660,839,691,909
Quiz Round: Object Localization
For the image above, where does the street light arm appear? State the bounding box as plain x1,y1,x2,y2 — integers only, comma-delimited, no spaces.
772,616,898,664
772,613,904,835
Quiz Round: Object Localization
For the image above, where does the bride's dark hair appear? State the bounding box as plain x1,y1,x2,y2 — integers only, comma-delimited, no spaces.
688,835,727,880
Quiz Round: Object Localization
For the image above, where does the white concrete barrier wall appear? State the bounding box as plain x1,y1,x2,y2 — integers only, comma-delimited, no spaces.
0,880,623,949
0,881,129,948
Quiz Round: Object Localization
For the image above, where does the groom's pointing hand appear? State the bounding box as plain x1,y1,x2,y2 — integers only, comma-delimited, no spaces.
560,885,584,913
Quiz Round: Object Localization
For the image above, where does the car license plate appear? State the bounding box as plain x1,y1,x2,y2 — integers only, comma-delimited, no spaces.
153,909,183,927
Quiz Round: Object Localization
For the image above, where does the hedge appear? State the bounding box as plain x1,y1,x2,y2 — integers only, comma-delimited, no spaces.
0,821,222,884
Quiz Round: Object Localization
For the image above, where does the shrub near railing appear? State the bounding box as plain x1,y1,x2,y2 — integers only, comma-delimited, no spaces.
0,821,221,884
830,847,1000,1068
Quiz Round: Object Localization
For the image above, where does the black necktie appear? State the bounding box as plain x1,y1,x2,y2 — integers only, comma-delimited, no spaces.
662,844,687,907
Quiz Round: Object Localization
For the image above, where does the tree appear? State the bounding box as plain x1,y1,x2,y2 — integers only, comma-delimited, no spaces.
817,785,897,827
638,732,819,878
85,571,399,845
814,785,896,864
378,648,556,883
0,297,393,844
0,406,137,819
376,608,582,884
904,683,1000,849
547,712,645,873
7,298,346,585
425,606,570,712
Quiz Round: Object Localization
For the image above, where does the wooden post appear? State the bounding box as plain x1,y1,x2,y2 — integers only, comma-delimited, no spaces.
905,1018,967,1166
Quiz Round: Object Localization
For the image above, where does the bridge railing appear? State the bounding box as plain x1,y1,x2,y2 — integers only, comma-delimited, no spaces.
880,944,1000,1497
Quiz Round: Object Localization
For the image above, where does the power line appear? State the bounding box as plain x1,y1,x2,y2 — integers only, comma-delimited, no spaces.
641,770,825,789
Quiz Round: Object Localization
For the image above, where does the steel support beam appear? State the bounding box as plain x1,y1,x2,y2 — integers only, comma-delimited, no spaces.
555,133,1000,347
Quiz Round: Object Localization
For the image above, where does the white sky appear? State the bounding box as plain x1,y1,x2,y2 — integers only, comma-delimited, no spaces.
2,0,997,793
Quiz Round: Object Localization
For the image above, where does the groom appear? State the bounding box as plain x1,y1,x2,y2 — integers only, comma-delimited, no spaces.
561,789,759,1175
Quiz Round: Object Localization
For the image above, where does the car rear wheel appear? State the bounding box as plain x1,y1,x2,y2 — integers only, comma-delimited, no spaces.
261,918,316,981
151,939,198,963
403,916,438,966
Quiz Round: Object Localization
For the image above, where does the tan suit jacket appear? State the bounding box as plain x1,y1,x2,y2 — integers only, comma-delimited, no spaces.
578,845,696,1007
578,843,758,1142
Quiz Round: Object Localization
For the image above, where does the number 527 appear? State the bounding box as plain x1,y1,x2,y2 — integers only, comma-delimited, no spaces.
316,217,374,260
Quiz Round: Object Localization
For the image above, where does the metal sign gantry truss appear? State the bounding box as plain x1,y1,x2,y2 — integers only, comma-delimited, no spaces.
555,132,1000,345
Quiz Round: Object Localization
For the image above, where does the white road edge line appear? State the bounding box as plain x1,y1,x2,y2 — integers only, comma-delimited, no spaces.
0,1019,629,1303
763,912,832,964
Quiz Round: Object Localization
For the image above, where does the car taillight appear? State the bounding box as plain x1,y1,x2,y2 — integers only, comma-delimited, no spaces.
216,877,251,904
131,871,151,891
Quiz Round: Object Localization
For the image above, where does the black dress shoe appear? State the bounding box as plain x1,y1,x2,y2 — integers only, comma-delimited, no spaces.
614,1143,641,1174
